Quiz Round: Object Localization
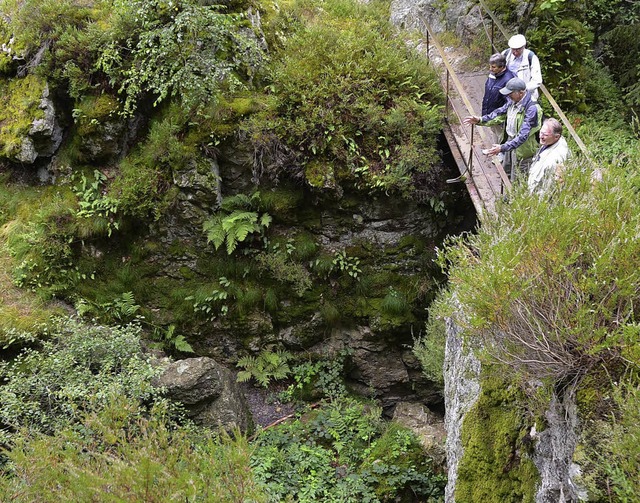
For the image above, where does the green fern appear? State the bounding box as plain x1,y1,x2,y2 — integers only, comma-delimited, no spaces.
152,324,194,354
236,350,293,387
203,215,225,250
203,202,271,255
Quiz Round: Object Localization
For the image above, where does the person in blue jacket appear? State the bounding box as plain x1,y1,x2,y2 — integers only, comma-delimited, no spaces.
482,53,516,116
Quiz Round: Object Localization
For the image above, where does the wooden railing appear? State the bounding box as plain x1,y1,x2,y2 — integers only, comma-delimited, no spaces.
420,17,512,196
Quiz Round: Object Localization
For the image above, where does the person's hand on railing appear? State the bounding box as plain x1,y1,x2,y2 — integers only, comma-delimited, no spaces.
463,115,481,125
484,144,502,156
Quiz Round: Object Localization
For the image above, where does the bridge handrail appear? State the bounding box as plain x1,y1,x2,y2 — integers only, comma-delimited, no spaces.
476,0,590,158
419,17,512,195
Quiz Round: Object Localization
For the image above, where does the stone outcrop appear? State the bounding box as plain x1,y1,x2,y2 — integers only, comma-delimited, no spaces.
393,401,447,467
16,84,62,164
152,356,252,432
533,384,587,502
443,314,481,503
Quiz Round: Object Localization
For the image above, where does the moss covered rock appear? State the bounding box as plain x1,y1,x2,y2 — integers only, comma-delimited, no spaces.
0,75,61,163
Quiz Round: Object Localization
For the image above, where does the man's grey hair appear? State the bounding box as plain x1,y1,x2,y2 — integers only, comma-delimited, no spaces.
489,53,507,68
544,117,563,136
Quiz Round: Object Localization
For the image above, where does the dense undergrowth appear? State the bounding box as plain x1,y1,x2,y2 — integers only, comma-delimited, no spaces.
416,104,640,500
0,0,447,342
0,320,446,501
0,0,638,500
0,0,449,500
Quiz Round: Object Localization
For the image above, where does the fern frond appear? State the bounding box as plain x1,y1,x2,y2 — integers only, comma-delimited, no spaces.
231,221,258,245
172,335,194,353
237,356,256,369
203,215,226,250
260,213,272,228
221,193,252,211
236,370,253,383
226,234,238,255
223,211,258,228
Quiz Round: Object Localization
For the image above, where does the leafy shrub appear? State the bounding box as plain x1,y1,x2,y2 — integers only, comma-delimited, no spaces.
252,398,446,502
97,0,265,114
0,397,265,502
527,18,593,111
435,161,640,385
283,351,351,402
602,24,640,109
0,319,161,440
2,187,82,297
243,0,443,197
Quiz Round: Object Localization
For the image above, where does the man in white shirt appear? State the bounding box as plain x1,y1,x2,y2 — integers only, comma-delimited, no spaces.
528,118,571,194
503,34,543,101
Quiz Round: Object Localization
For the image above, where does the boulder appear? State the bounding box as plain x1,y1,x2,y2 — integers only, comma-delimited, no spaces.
153,356,252,432
393,401,446,467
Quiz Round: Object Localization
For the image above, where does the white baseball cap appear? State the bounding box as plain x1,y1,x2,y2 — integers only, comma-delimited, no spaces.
508,34,526,49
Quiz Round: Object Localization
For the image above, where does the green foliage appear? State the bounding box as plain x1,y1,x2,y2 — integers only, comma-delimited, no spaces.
414,298,448,389
151,323,194,354
252,397,446,502
73,169,120,238
602,24,640,109
109,112,194,221
574,112,640,164
97,0,265,115
243,0,443,198
332,249,362,280
527,18,593,111
2,186,83,297
435,161,640,384
380,287,410,316
0,319,162,440
186,276,230,321
0,397,266,502
237,349,293,388
204,192,272,255
255,239,313,297
283,350,351,402
76,291,140,325
600,378,640,501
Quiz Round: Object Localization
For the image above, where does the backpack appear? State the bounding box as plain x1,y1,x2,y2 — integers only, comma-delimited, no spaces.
502,48,534,67
524,100,544,142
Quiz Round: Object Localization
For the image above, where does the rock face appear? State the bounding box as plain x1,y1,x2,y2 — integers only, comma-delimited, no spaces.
533,384,586,502
390,0,481,43
15,84,63,164
153,356,252,432
443,314,481,503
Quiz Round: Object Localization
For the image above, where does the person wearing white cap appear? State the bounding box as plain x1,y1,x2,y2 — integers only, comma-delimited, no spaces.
503,34,542,101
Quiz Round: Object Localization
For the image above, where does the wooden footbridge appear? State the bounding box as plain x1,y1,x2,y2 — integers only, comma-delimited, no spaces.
420,0,589,219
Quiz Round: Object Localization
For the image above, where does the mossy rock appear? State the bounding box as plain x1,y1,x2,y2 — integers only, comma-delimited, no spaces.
304,160,336,189
0,74,46,160
70,93,124,162
456,366,539,502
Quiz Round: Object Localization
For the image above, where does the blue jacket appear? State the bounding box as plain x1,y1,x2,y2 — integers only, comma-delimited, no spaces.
479,91,542,160
481,68,516,116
